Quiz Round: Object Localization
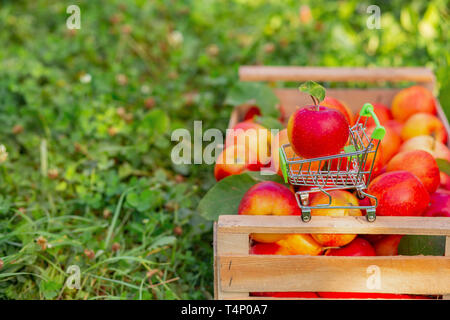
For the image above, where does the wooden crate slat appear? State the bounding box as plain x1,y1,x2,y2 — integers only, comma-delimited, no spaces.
218,215,450,236
215,231,250,299
239,66,436,85
218,255,450,295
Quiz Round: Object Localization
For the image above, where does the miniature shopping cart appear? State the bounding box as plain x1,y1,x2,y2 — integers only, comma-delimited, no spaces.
279,103,386,223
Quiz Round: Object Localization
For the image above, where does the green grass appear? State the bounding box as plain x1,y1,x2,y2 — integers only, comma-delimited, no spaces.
0,0,448,299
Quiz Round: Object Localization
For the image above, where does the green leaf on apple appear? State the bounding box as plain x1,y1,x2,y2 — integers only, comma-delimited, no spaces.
397,235,446,256
225,82,280,118
436,158,450,175
298,81,326,104
198,171,284,221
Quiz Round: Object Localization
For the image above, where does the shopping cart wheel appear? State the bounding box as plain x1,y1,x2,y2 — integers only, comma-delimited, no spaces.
366,209,376,222
301,210,311,222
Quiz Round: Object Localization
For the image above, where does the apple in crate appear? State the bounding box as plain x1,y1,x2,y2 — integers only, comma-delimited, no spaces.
373,235,404,256
391,86,436,122
366,122,402,164
424,189,450,217
225,121,272,163
367,171,430,216
399,135,450,161
325,238,375,256
309,190,362,247
214,143,262,181
386,150,440,194
238,181,301,243
401,113,447,144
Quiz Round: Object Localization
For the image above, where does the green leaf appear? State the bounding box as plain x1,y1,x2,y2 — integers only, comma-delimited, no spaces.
436,158,450,175
40,280,62,300
142,109,170,135
198,172,285,221
298,81,326,103
149,236,177,249
398,235,445,256
126,192,140,208
254,116,284,130
126,189,162,212
225,82,280,118
245,171,285,184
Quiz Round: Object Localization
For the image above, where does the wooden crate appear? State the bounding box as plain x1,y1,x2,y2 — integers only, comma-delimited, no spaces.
214,66,450,300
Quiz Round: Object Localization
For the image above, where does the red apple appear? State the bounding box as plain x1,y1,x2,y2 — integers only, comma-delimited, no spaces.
250,234,323,256
423,189,450,217
287,105,349,158
225,121,272,165
270,129,321,177
250,242,284,255
400,135,450,161
239,181,301,243
384,120,403,136
391,86,436,122
401,113,447,144
310,190,362,247
386,150,440,194
325,238,375,256
214,143,262,181
374,235,404,256
440,172,450,190
367,171,430,216
276,234,323,255
361,234,386,245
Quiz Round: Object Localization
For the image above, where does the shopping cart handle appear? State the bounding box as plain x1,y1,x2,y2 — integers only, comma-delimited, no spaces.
359,103,386,140
279,147,289,184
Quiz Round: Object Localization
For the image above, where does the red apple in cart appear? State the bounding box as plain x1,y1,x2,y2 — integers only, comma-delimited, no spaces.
271,129,322,177
287,105,349,159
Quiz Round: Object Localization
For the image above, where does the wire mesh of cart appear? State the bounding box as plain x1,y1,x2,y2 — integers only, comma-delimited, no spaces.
279,103,386,223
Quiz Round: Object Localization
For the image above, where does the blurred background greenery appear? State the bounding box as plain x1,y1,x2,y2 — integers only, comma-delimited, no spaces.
0,0,448,299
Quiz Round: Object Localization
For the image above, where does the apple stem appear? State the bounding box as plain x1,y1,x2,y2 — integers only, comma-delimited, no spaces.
310,95,319,110
431,132,437,150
